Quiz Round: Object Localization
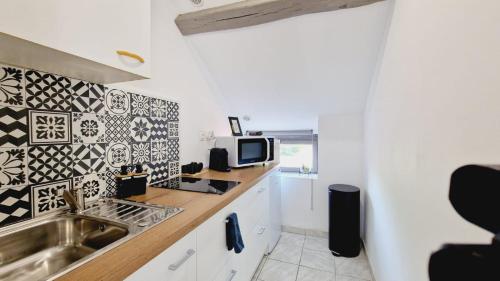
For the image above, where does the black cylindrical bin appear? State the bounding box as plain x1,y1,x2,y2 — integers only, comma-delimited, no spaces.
329,184,360,257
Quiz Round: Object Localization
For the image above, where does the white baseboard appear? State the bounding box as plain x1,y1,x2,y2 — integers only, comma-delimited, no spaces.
281,225,329,238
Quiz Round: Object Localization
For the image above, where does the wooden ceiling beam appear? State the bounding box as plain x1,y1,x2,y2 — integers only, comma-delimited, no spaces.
175,0,385,35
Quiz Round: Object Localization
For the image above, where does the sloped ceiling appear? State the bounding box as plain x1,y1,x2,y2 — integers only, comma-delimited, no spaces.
172,0,391,132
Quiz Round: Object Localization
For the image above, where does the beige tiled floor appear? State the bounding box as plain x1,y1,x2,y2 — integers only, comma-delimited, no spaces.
252,232,373,281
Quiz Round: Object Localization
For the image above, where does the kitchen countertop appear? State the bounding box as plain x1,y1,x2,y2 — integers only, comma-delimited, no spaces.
56,163,279,281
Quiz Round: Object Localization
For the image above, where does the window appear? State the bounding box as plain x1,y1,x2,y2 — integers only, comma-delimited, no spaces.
262,130,318,174
280,143,313,170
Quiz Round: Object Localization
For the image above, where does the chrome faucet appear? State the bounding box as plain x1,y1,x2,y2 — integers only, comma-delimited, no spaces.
62,188,85,213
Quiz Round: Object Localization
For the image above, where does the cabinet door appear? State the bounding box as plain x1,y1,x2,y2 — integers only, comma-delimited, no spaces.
268,172,282,251
0,0,151,78
197,203,237,281
126,231,196,281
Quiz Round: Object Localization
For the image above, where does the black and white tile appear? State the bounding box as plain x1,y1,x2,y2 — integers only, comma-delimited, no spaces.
71,80,105,114
27,145,73,184
151,141,167,163
73,143,106,176
72,113,105,144
169,161,180,178
73,173,106,202
0,65,181,229
105,114,130,143
151,117,168,141
0,64,25,107
149,161,169,184
168,121,179,139
0,148,28,188
130,116,152,142
104,168,118,198
25,70,72,111
28,110,71,145
167,139,180,161
0,107,27,147
0,185,31,227
150,98,167,118
105,88,130,115
106,142,131,168
167,101,179,121
130,93,150,117
131,142,151,164
168,176,180,189
31,179,71,217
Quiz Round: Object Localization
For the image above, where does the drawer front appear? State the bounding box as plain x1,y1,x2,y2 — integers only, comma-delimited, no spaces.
126,231,196,281
214,259,242,281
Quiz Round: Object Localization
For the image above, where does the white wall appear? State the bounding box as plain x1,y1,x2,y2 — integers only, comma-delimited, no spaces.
364,1,500,281
318,114,365,232
112,0,230,165
281,114,364,233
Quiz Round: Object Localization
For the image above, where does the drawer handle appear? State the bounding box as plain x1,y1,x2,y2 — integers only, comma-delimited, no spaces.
226,270,237,281
257,227,266,235
168,249,196,271
116,50,145,63
257,188,265,194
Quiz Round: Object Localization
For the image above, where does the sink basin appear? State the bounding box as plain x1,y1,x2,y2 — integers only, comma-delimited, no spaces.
0,214,129,281
0,198,183,281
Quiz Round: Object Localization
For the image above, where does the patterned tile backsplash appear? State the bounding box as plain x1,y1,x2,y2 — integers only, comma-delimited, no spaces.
0,63,180,228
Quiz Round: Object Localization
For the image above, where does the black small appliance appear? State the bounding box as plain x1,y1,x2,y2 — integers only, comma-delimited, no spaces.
209,148,231,172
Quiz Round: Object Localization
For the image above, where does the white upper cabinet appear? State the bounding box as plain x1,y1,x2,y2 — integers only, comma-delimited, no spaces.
0,0,151,83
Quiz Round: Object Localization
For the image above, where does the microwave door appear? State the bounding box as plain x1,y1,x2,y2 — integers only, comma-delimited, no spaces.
238,138,268,165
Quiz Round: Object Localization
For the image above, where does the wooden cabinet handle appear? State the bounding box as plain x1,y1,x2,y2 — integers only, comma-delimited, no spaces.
116,50,145,63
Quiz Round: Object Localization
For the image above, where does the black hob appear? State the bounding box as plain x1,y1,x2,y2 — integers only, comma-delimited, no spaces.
150,177,240,195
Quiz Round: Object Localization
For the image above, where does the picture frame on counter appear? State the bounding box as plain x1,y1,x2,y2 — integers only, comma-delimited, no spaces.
228,116,243,136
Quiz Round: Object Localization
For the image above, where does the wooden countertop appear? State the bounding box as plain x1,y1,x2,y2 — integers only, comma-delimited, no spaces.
56,163,279,281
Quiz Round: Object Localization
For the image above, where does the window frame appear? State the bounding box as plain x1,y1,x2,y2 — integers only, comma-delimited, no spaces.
260,130,318,174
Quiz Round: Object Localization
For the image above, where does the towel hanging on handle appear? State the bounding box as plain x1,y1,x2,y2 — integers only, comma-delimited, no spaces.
226,213,245,254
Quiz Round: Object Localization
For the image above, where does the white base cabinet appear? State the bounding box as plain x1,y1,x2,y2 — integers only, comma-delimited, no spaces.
126,173,275,281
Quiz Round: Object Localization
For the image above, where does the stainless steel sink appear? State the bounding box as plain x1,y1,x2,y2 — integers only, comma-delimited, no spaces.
0,199,183,281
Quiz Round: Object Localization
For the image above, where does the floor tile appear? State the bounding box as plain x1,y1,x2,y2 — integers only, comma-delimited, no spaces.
336,274,371,281
300,248,335,273
304,236,330,253
258,259,298,281
297,266,334,281
335,251,372,280
280,232,306,247
269,239,302,264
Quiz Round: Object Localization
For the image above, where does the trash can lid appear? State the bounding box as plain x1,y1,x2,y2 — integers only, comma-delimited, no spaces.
328,184,359,193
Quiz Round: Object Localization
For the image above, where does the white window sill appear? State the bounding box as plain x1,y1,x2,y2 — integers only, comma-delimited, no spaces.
279,171,318,180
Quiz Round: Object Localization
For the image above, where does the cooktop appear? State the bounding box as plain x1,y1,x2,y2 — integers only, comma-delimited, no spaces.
150,177,240,195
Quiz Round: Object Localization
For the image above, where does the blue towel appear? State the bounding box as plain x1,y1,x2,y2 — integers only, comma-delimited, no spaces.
226,213,245,254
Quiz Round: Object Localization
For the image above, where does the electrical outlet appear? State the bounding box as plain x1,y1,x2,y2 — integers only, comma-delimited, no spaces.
200,130,215,141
